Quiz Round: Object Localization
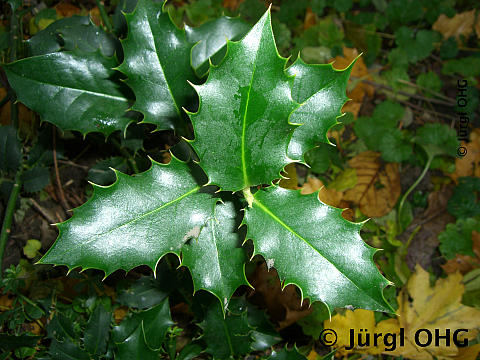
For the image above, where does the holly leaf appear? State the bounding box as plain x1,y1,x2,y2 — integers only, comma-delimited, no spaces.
244,186,392,312
84,303,111,356
0,125,21,172
189,9,298,191
181,200,250,309
115,324,159,360
286,57,352,161
200,300,253,359
185,16,251,77
268,347,307,360
4,51,134,136
38,157,217,276
118,0,197,131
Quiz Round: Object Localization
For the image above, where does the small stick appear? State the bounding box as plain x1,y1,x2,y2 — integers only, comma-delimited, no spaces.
52,128,70,211
28,198,56,225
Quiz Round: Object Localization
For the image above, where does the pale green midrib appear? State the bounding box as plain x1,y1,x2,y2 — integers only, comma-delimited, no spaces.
209,218,225,296
57,186,201,257
252,197,383,306
241,65,256,188
18,76,129,103
144,11,183,119
222,319,235,356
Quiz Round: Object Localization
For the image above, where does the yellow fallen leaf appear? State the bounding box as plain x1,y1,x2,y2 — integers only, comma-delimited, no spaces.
343,151,400,217
323,267,480,359
433,10,475,41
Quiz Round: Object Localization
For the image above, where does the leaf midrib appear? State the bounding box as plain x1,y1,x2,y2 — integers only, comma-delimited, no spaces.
58,186,201,256
241,64,256,188
252,196,383,306
7,68,128,102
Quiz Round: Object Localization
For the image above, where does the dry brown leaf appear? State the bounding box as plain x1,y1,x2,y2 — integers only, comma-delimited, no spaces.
55,2,81,17
279,163,298,190
453,344,480,360
114,306,128,324
451,129,480,182
223,0,244,11
248,263,312,330
330,47,374,118
304,7,316,30
89,7,102,26
442,231,480,274
433,10,475,41
343,151,400,217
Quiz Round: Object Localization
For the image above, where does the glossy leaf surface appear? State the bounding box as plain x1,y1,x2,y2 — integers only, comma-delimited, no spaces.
185,16,251,77
119,0,196,130
189,9,298,191
200,301,252,359
115,325,158,360
39,157,216,276
286,58,352,161
244,186,392,312
84,304,111,356
181,201,249,307
4,51,133,136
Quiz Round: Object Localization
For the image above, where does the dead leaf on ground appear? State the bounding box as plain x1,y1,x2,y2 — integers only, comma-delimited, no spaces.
279,163,298,190
222,0,244,11
330,47,374,118
433,10,476,41
442,231,480,274
381,266,480,360
325,266,480,359
89,7,102,26
451,129,480,182
304,7,316,30
0,87,36,127
55,2,81,17
343,151,400,217
247,262,312,330
403,186,454,271
300,176,353,220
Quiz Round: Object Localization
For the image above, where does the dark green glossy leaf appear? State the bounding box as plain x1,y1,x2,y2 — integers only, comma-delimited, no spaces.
115,324,159,360
49,339,90,360
0,334,40,351
112,297,173,350
22,167,50,193
4,51,134,136
200,301,252,359
88,157,129,186
286,57,351,161
186,16,251,77
84,304,111,356
182,201,249,308
141,298,174,350
117,276,168,310
244,186,392,312
189,9,298,191
60,24,119,57
176,342,204,360
27,16,90,56
0,125,21,172
46,313,76,342
119,0,197,130
38,157,216,276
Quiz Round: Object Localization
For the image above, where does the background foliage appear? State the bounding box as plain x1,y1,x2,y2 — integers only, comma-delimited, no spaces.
0,0,479,359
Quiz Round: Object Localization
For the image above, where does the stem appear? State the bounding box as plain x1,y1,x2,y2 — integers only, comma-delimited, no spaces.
243,187,254,208
95,0,113,32
110,138,140,174
397,155,433,228
0,170,22,279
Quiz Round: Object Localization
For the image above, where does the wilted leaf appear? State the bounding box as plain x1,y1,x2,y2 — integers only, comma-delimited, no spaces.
344,151,401,217
433,10,476,41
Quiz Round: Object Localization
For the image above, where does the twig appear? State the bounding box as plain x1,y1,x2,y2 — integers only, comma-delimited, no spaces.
396,79,455,104
58,159,89,170
396,99,456,120
0,170,22,279
28,198,56,225
352,77,455,107
52,128,70,211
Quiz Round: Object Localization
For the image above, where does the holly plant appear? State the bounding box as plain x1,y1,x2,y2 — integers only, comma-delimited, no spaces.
4,0,392,315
